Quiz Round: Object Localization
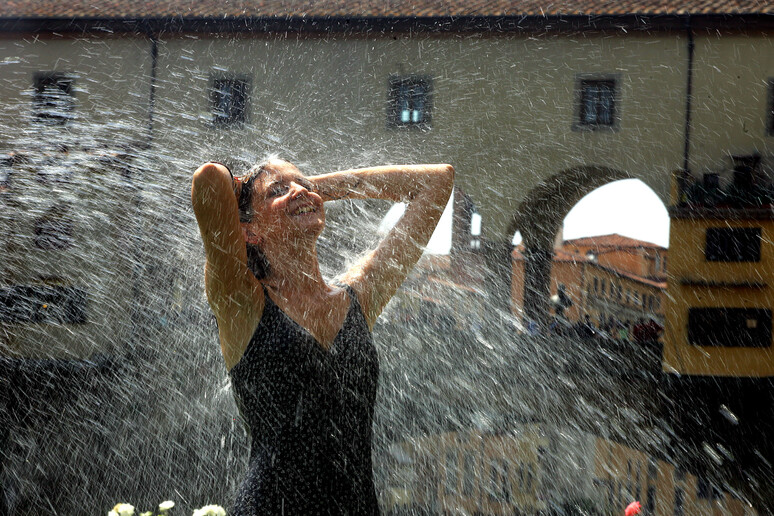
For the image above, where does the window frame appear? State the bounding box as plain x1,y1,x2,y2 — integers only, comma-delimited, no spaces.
573,74,621,131
34,211,74,250
387,74,433,130
33,72,75,126
210,73,251,128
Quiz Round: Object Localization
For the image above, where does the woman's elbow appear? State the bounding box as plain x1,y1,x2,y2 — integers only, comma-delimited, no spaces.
436,164,455,197
192,162,232,196
442,164,455,183
193,162,226,183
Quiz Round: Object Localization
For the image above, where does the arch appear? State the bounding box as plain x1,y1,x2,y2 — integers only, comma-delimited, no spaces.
509,165,632,327
509,165,631,248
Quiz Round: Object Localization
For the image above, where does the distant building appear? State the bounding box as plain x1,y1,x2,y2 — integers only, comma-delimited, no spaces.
383,424,757,516
388,253,487,338
511,234,667,334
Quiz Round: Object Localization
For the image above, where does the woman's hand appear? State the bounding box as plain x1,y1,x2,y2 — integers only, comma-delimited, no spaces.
330,164,455,329
310,164,453,204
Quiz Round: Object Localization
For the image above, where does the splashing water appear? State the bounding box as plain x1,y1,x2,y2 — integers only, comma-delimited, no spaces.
0,26,767,516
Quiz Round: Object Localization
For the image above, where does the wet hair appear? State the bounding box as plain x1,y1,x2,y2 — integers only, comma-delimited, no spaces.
233,162,274,280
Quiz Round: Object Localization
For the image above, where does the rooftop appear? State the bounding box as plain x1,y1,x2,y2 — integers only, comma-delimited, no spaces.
512,239,667,289
1,0,772,21
563,233,666,250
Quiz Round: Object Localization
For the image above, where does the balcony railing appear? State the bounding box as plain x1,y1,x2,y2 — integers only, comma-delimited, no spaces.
672,157,774,219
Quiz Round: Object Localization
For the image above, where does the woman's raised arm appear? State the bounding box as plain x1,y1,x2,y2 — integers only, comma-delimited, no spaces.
191,163,256,309
311,164,454,329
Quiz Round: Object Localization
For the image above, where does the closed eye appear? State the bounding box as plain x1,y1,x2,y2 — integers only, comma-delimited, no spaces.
267,183,289,197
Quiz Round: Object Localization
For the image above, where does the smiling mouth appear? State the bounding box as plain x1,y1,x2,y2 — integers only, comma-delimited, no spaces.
291,205,317,216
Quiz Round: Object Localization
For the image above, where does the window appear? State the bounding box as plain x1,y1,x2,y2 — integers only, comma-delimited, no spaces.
675,487,684,516
33,204,73,250
688,307,771,347
646,486,656,513
607,479,615,508
211,75,250,126
635,461,641,501
462,454,476,496
34,215,73,250
488,462,499,501
705,227,761,262
501,462,511,502
470,211,482,250
33,73,75,125
488,459,510,502
445,450,458,494
697,476,718,500
594,277,598,293
647,460,657,482
0,284,87,324
575,76,618,129
388,75,432,129
601,279,606,296
0,156,12,191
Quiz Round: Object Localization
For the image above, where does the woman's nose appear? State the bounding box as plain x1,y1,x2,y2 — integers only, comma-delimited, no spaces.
288,181,307,199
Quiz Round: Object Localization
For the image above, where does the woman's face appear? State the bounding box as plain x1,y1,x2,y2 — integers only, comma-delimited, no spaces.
246,160,325,245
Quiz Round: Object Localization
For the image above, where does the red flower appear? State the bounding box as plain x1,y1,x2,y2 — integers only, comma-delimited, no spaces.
625,501,642,516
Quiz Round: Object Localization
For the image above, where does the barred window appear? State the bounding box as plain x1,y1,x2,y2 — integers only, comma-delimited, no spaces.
576,77,618,129
33,73,75,125
705,227,761,262
388,75,432,129
211,75,250,126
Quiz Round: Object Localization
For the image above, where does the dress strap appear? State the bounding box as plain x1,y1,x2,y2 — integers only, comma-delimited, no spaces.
336,282,368,330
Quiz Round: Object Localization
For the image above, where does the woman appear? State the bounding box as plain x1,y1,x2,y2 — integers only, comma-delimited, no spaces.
191,158,454,514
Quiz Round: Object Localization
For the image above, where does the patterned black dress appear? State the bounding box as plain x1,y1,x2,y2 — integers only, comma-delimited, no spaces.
229,285,380,515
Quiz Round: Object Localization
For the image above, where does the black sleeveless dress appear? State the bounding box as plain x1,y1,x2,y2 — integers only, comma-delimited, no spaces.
229,285,380,515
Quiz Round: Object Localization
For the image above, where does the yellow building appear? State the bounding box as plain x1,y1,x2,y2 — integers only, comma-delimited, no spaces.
664,164,774,378
661,162,774,513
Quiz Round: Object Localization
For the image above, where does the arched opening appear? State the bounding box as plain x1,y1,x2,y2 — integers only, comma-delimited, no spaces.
563,178,669,248
516,178,670,335
510,166,634,328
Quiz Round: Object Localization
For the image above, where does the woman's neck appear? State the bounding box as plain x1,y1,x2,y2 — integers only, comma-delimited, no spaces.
262,245,329,298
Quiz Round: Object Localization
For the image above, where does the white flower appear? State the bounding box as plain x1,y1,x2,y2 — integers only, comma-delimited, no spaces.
158,500,176,511
112,504,135,516
108,512,119,516
140,512,153,516
192,505,227,516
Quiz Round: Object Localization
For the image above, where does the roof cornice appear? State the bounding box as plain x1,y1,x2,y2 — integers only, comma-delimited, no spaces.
2,13,774,35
